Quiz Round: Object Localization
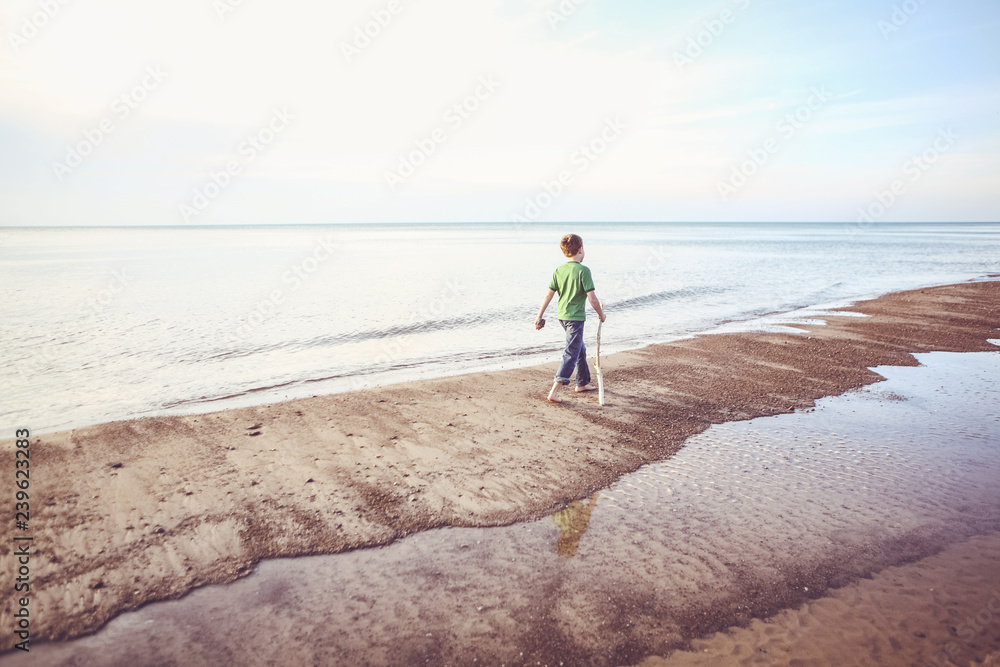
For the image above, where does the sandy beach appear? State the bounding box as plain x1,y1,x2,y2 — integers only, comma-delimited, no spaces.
1,280,998,648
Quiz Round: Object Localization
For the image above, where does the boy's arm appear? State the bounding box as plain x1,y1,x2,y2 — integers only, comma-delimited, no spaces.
587,290,606,322
536,289,556,329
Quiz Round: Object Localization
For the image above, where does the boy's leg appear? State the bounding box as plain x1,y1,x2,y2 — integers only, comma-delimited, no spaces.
574,330,592,388
554,320,583,384
551,320,584,401
576,336,590,391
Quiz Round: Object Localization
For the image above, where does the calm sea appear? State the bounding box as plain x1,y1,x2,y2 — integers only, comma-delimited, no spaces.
1,222,998,433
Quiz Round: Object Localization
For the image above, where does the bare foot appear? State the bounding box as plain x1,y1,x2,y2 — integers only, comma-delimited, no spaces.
575,384,597,393
547,383,562,403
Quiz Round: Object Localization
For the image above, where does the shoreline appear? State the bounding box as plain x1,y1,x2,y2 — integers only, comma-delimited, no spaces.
11,275,999,439
1,280,998,643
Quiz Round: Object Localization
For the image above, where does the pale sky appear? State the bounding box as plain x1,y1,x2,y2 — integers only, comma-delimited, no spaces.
1,0,998,225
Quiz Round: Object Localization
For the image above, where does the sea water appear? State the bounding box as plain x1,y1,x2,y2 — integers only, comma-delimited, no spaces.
1,222,998,432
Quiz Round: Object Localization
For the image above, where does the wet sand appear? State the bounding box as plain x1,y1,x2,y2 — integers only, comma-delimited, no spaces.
0,281,998,645
641,532,1000,667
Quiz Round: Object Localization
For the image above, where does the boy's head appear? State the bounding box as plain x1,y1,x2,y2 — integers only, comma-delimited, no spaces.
560,234,584,258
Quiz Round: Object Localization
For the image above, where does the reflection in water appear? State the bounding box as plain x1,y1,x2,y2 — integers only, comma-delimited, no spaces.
551,492,601,558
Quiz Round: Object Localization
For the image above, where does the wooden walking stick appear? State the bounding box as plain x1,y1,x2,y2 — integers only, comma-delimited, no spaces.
596,302,605,406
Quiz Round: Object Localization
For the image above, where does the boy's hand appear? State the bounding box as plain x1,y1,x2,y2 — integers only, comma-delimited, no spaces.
536,289,555,331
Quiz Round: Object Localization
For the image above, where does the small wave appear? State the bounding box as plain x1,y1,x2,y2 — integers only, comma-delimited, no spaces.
187,287,727,367
610,285,729,311
162,343,566,410
189,308,532,365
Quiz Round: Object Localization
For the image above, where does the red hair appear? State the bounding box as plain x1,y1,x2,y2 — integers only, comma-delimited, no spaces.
560,234,583,257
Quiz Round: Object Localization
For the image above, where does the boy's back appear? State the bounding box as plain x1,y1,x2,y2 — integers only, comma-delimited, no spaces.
549,261,595,321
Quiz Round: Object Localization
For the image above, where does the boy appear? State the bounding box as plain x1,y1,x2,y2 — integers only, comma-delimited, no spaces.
534,234,606,403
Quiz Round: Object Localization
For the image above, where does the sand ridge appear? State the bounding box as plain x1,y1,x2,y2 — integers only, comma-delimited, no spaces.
0,280,998,643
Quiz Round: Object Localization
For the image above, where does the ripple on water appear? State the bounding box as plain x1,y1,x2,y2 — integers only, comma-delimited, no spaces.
9,351,1000,666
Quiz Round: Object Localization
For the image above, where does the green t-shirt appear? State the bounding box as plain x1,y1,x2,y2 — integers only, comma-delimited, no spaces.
549,261,595,321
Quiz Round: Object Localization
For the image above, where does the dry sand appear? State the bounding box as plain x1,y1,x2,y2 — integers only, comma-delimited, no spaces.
1,280,998,643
